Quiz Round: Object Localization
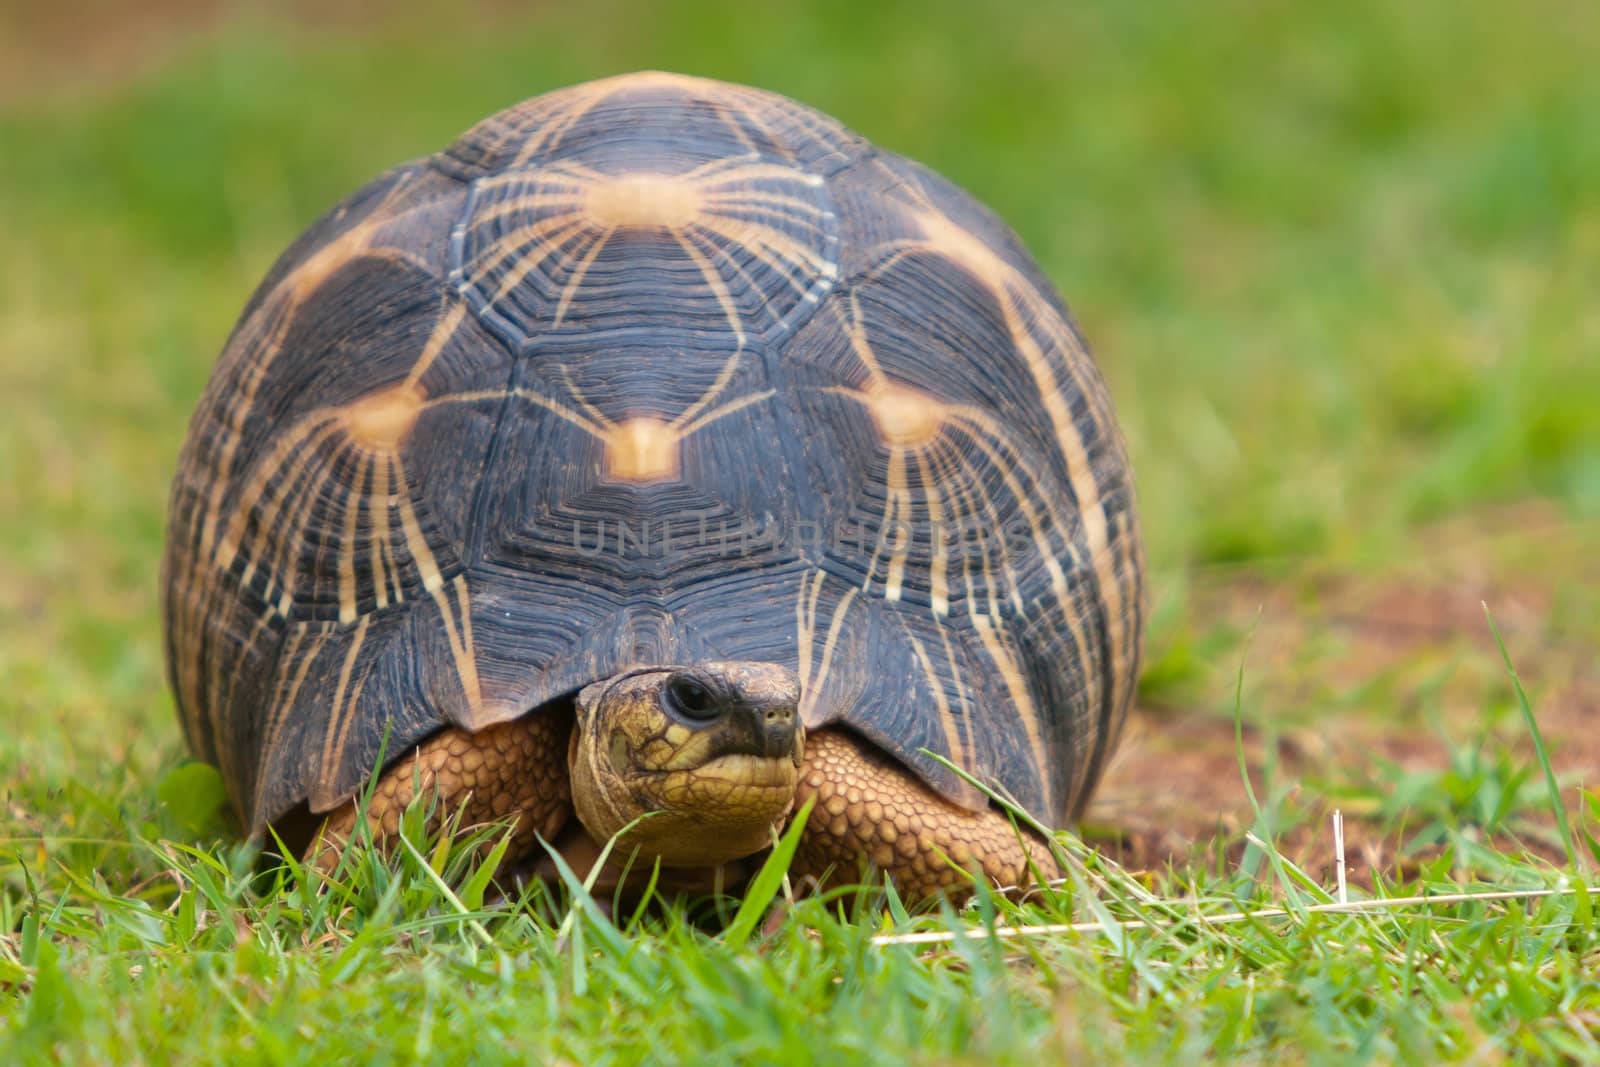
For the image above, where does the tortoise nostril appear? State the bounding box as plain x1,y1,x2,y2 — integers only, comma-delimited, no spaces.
754,704,799,759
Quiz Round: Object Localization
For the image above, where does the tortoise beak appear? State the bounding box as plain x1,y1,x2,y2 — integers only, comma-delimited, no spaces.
724,694,801,763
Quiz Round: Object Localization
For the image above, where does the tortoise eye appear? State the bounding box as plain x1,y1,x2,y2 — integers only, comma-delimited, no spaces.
664,675,718,720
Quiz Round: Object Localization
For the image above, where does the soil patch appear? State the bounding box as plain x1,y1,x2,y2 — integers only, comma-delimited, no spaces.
1087,503,1600,881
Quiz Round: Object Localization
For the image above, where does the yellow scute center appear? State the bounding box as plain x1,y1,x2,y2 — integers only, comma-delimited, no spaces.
585,173,702,230
867,383,943,447
342,382,425,451
604,417,682,482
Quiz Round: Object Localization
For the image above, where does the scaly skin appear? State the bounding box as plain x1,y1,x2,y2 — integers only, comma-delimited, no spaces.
566,664,804,867
309,679,1059,901
787,728,1059,898
311,714,571,871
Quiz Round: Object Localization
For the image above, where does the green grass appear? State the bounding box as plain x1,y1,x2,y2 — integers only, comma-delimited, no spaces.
3,0,1599,1061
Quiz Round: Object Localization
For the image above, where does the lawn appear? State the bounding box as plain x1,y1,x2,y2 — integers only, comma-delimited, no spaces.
3,0,1599,1062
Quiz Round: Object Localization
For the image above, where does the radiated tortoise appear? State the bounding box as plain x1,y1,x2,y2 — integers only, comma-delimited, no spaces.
161,71,1144,901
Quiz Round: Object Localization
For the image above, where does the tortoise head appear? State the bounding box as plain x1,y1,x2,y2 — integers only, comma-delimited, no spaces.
568,662,804,867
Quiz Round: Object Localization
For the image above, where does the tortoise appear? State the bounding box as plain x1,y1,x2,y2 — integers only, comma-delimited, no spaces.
162,71,1144,900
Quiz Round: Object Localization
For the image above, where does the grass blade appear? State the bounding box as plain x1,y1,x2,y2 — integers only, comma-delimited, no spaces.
1484,604,1579,871
723,798,812,950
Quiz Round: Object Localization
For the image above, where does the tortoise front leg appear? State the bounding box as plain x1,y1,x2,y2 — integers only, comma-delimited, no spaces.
789,728,1060,901
308,713,573,870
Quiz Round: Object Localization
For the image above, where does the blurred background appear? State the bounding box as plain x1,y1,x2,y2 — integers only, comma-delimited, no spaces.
2,0,1596,862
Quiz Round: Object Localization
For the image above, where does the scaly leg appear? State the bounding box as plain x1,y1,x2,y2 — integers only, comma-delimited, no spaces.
790,728,1060,900
308,713,572,870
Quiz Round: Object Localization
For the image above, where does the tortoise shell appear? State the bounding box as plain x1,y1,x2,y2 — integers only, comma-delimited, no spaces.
162,71,1144,837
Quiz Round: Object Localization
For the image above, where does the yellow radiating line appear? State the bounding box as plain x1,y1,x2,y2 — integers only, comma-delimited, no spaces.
776,101,849,154
680,153,762,183
717,208,833,247
507,104,571,165
404,302,469,389
510,389,610,440
803,586,857,720
970,612,1051,814
745,212,836,268
450,574,483,722
199,299,295,562
926,441,984,617
197,195,410,553
238,426,343,606
530,217,616,282
860,240,935,285
270,440,354,618
795,569,825,695
879,199,1123,725
1102,508,1143,746
715,218,834,291
675,154,759,185
888,163,938,210
865,201,1125,677
935,616,975,759
840,293,885,382
1021,282,1117,430
545,157,611,183
482,157,607,189
701,189,832,220
671,350,744,429
911,448,950,616
554,368,616,432
218,602,281,769
550,226,616,327
337,454,370,625
469,113,523,167
318,615,370,797
255,624,327,815
197,171,426,559
180,179,414,765
467,208,589,283
678,389,775,437
937,440,1016,616
392,458,443,594
995,280,1123,669
694,218,811,296
420,386,606,442
322,670,374,813
671,229,747,344
394,457,483,719
467,186,585,227
998,286,1126,742
474,173,582,199
370,456,394,610
509,88,605,166
906,629,964,769
709,162,825,188
215,411,341,572
419,389,502,411
475,214,591,294
726,92,784,151
884,448,912,601
860,449,901,595
541,93,603,155
679,226,779,324
715,105,760,154
945,410,1095,683
948,444,1026,617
